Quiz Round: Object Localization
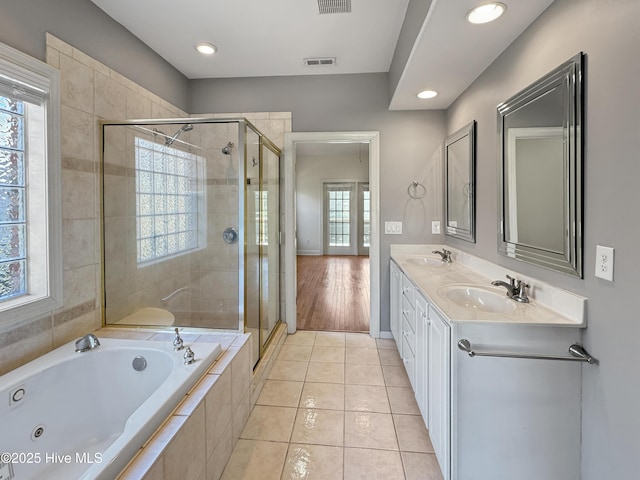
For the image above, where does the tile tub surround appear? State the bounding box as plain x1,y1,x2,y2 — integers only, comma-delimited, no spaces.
391,244,587,327
116,329,253,480
220,331,444,480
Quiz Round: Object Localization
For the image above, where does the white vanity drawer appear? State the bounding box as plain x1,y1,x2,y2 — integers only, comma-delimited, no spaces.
402,295,416,332
402,332,416,390
401,273,414,304
402,315,416,355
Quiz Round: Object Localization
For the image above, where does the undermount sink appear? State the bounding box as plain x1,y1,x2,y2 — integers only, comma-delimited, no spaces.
440,285,517,314
406,256,445,267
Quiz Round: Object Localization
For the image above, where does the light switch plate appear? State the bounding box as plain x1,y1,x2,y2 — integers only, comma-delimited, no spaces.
384,221,402,235
432,221,441,234
595,245,614,281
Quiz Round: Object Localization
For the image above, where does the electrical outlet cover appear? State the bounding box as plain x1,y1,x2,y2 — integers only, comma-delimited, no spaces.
595,245,614,281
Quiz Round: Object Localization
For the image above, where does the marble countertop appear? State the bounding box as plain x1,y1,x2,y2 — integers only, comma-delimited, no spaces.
391,246,586,328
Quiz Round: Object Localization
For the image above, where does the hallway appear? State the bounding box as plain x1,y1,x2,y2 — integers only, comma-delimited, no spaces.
220,331,443,479
296,256,370,333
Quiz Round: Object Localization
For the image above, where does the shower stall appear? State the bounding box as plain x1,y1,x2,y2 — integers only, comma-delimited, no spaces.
101,118,282,366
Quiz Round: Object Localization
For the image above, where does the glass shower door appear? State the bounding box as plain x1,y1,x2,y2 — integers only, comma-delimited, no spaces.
260,143,280,356
244,124,281,367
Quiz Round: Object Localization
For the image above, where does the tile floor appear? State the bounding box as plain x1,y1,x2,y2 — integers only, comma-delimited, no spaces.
220,331,443,480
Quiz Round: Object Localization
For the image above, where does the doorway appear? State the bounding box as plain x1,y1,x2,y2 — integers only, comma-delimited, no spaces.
283,131,381,338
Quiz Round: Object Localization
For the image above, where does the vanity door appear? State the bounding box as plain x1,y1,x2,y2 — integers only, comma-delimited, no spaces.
428,306,451,480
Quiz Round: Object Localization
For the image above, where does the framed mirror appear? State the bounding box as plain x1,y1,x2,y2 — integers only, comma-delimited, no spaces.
445,121,476,242
497,53,583,277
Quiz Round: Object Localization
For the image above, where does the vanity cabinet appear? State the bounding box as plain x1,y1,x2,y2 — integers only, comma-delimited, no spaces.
390,260,450,476
389,258,583,480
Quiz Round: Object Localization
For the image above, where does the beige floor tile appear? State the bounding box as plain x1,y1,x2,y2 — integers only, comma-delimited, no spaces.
344,411,399,450
378,347,403,366
281,444,343,480
346,347,381,365
387,386,421,415
376,338,397,349
314,332,346,347
345,333,377,348
269,360,309,382
310,346,345,363
394,414,434,453
220,439,288,480
306,362,345,384
291,408,345,447
345,384,390,413
345,363,385,386
257,380,304,407
240,405,297,442
278,344,313,362
299,382,345,410
402,452,444,480
284,331,316,346
344,447,405,480
382,364,411,387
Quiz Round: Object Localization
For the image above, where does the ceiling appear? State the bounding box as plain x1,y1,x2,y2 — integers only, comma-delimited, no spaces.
91,0,554,110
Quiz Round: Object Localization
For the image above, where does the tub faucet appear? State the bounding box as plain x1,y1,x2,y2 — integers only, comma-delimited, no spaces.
432,249,452,263
75,333,100,353
173,327,184,351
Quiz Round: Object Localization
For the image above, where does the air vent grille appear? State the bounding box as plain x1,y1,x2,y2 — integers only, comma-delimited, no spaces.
317,0,351,14
304,57,337,67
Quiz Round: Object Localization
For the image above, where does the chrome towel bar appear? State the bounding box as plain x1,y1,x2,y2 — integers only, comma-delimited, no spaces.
457,339,597,364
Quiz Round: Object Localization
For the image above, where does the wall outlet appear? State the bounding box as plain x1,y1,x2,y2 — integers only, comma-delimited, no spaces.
384,221,403,235
595,245,614,281
432,221,441,234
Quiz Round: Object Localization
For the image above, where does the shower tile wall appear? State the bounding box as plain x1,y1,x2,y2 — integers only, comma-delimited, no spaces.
0,32,291,375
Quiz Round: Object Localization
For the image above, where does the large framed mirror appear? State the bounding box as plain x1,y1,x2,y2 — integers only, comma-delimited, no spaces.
497,53,583,277
445,121,476,242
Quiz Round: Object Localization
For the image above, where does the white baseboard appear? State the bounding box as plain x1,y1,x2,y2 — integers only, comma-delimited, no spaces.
297,250,322,256
379,331,393,339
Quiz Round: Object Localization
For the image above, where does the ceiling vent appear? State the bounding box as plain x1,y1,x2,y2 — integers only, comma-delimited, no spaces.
317,0,351,14
304,57,337,67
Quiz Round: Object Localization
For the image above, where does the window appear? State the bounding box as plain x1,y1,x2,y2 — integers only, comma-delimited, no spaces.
134,137,205,265
0,42,62,326
0,96,27,300
362,187,370,248
327,185,351,247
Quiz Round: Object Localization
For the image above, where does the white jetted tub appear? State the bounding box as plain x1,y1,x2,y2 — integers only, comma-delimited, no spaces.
0,336,221,480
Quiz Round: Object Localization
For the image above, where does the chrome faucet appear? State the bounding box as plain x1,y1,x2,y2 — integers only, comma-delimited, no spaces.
491,275,530,303
173,327,184,351
432,249,452,263
75,333,100,353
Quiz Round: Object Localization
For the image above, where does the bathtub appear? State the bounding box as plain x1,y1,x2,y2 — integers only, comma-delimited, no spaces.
0,336,221,480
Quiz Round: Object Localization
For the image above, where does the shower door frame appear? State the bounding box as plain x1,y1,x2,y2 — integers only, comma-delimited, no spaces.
99,117,282,341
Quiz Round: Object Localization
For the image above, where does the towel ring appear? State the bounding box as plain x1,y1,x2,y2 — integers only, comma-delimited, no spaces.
407,181,426,199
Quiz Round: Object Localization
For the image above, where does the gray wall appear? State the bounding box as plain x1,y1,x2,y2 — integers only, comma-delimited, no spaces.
192,73,446,331
445,0,640,477
0,0,189,110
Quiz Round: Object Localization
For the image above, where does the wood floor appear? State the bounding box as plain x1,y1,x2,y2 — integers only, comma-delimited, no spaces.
296,255,370,332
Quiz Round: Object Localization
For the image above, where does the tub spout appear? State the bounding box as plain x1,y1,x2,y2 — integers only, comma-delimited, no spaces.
75,333,100,353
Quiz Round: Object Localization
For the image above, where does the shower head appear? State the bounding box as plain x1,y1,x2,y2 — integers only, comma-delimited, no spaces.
222,141,234,155
165,123,194,146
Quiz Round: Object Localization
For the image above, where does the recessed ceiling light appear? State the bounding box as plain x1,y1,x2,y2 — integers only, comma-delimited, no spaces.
417,90,438,99
466,3,507,24
194,42,217,55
